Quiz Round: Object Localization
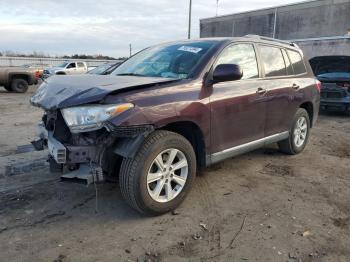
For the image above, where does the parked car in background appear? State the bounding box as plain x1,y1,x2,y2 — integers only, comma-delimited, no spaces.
21,63,51,78
0,67,37,93
43,61,88,78
87,62,122,75
310,56,350,113
31,36,320,214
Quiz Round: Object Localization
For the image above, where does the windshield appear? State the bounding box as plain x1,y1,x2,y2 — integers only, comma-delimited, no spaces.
112,41,216,79
87,63,113,74
57,62,69,68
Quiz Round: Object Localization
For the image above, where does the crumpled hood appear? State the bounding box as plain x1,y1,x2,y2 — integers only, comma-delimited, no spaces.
31,74,178,110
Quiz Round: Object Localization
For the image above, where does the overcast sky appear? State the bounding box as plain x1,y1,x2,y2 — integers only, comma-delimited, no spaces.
0,0,303,58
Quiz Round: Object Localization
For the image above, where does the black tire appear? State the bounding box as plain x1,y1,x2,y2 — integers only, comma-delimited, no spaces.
278,108,310,155
11,78,28,93
119,130,197,215
3,85,12,92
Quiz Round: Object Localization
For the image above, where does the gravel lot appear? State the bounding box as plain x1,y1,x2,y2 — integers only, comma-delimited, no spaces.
0,85,349,262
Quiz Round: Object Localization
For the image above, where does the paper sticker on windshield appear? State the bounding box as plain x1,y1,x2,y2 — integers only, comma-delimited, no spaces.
178,46,202,53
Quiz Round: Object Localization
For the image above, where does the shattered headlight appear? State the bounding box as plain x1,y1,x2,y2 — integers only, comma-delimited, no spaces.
61,103,134,133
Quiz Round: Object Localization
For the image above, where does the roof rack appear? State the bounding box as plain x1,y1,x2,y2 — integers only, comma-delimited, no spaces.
244,35,299,48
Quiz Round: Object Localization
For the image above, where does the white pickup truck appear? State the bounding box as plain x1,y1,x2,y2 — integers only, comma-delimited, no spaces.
43,61,88,78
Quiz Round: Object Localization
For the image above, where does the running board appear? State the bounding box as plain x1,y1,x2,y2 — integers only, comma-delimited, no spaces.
207,131,289,165
61,164,104,186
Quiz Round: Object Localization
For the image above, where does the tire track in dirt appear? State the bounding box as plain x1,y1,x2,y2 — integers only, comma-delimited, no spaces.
193,174,223,259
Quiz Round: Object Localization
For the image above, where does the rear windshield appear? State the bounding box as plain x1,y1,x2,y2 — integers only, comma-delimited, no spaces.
112,41,216,79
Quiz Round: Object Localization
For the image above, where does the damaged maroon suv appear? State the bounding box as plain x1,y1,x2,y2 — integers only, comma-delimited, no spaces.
31,35,320,215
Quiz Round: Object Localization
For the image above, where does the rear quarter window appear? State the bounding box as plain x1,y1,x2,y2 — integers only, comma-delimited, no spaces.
287,50,307,75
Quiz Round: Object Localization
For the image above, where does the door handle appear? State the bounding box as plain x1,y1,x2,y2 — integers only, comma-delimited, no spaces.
292,83,300,90
256,87,267,95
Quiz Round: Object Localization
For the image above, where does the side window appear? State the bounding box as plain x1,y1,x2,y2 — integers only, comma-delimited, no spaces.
282,49,293,75
77,62,85,68
287,50,307,75
259,46,287,77
215,44,259,79
67,63,76,69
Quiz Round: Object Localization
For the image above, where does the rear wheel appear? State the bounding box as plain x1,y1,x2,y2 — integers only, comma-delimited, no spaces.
278,108,310,155
119,130,196,215
11,78,28,93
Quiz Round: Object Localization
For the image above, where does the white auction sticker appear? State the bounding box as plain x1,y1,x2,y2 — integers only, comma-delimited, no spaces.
178,46,202,53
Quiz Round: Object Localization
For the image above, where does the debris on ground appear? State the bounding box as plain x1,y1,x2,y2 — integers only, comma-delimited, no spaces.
199,222,208,231
192,233,202,240
302,230,312,237
0,227,7,234
53,254,66,262
288,252,298,259
171,210,179,215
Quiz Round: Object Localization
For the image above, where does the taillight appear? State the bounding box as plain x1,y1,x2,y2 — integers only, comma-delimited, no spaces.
315,79,321,92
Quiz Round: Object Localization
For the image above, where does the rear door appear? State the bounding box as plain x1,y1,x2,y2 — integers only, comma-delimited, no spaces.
209,43,266,154
77,62,86,73
257,45,299,136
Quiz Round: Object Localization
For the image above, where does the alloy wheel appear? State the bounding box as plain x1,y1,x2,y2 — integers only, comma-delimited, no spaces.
147,148,188,203
293,116,308,147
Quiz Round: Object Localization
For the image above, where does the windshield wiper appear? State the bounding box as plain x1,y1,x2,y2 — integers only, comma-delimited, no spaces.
116,73,145,77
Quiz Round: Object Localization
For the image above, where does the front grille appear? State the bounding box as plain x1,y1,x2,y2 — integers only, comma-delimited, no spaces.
105,122,154,138
321,90,347,99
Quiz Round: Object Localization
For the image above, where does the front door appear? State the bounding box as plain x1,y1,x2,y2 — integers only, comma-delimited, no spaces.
66,62,77,74
209,43,266,156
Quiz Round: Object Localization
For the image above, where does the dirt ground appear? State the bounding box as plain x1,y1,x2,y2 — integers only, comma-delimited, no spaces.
0,85,349,262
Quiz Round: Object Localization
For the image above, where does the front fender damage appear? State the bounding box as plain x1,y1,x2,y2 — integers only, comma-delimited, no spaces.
107,123,154,158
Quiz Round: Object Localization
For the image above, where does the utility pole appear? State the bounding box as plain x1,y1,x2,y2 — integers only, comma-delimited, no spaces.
272,7,278,38
129,44,132,57
216,0,219,17
188,0,192,39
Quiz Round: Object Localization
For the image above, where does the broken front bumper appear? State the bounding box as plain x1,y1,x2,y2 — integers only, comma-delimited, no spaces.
34,121,154,185
36,122,98,165
35,122,104,185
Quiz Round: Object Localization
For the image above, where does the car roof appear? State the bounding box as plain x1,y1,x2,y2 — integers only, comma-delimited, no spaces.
178,36,302,51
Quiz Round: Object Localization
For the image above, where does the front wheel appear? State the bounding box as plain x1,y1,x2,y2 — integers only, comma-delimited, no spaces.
3,85,12,92
119,130,196,215
278,108,310,155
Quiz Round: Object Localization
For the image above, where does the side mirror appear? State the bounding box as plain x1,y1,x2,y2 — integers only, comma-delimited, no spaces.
213,64,243,83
